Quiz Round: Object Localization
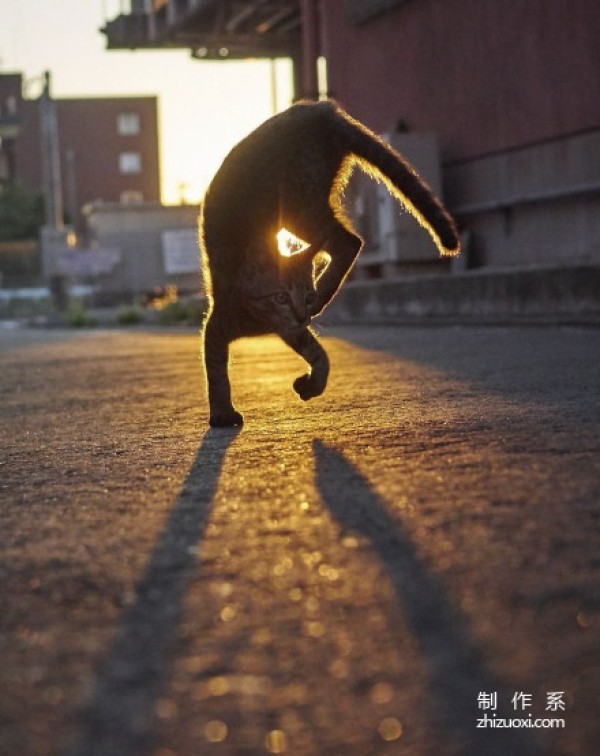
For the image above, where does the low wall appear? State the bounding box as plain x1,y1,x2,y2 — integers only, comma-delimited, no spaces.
320,265,600,326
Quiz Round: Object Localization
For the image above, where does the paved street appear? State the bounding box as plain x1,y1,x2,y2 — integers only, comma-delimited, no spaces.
1,324,598,756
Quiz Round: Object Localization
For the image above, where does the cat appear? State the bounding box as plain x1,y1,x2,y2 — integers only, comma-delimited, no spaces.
200,99,459,427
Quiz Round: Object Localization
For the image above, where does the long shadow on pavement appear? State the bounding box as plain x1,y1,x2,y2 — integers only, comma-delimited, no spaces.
313,439,541,756
67,428,240,756
325,325,600,420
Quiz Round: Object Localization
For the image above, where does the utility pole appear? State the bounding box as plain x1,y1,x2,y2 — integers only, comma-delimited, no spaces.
40,70,64,230
270,58,278,114
39,70,69,310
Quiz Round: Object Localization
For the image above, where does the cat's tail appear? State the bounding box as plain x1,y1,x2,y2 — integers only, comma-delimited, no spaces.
332,104,460,257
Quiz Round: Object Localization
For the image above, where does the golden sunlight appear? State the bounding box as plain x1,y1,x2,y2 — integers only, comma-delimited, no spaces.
276,228,310,257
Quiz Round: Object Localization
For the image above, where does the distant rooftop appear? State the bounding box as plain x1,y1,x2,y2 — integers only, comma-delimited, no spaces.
102,0,301,60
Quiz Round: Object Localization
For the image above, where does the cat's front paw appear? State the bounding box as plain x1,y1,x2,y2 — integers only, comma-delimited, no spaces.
293,374,325,401
209,409,244,428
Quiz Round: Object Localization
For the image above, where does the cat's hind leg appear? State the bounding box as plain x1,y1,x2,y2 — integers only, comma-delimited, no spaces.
203,311,244,427
282,328,330,401
312,221,362,315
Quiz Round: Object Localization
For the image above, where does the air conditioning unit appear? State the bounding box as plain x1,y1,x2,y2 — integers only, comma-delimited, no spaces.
377,131,444,264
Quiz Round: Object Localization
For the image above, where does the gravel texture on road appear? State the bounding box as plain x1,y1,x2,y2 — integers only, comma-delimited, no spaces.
0,325,598,755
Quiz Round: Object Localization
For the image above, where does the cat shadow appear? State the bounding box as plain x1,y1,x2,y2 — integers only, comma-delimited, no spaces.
67,428,240,756
312,439,540,756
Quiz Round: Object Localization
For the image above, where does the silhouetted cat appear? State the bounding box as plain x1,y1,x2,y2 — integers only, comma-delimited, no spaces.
200,100,459,427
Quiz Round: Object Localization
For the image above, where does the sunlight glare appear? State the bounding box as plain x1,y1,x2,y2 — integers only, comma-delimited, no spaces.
277,228,310,257
378,717,403,742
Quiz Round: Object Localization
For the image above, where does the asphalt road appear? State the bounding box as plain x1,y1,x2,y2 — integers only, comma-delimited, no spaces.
0,324,598,756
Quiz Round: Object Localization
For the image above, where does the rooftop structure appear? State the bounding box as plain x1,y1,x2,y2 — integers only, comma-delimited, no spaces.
103,1,301,59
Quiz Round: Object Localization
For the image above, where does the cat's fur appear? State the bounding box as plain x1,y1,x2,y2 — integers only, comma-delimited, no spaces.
200,100,459,427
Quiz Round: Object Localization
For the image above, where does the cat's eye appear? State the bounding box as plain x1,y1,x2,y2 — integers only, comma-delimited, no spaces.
274,292,289,305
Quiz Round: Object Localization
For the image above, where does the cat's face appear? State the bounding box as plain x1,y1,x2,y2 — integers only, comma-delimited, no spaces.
240,256,317,333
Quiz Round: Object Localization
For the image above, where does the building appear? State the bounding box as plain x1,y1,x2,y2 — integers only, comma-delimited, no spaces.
0,73,22,184
0,74,41,288
1,72,165,297
102,0,600,276
0,73,161,237
318,1,600,272
82,201,201,301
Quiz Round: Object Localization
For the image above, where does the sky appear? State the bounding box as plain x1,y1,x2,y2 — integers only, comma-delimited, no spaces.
0,0,293,204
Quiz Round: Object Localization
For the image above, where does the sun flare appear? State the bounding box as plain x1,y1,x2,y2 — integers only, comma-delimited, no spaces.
276,228,310,257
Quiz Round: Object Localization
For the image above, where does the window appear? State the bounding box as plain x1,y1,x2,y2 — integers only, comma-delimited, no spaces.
119,152,142,174
117,112,141,136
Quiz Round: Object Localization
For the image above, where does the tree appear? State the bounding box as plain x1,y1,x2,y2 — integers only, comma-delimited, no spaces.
0,182,45,241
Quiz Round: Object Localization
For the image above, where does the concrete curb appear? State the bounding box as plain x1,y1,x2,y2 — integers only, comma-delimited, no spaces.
320,264,600,326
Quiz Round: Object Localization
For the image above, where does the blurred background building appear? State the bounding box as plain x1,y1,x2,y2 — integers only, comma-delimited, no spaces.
0,72,201,302
102,0,600,282
0,73,160,234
